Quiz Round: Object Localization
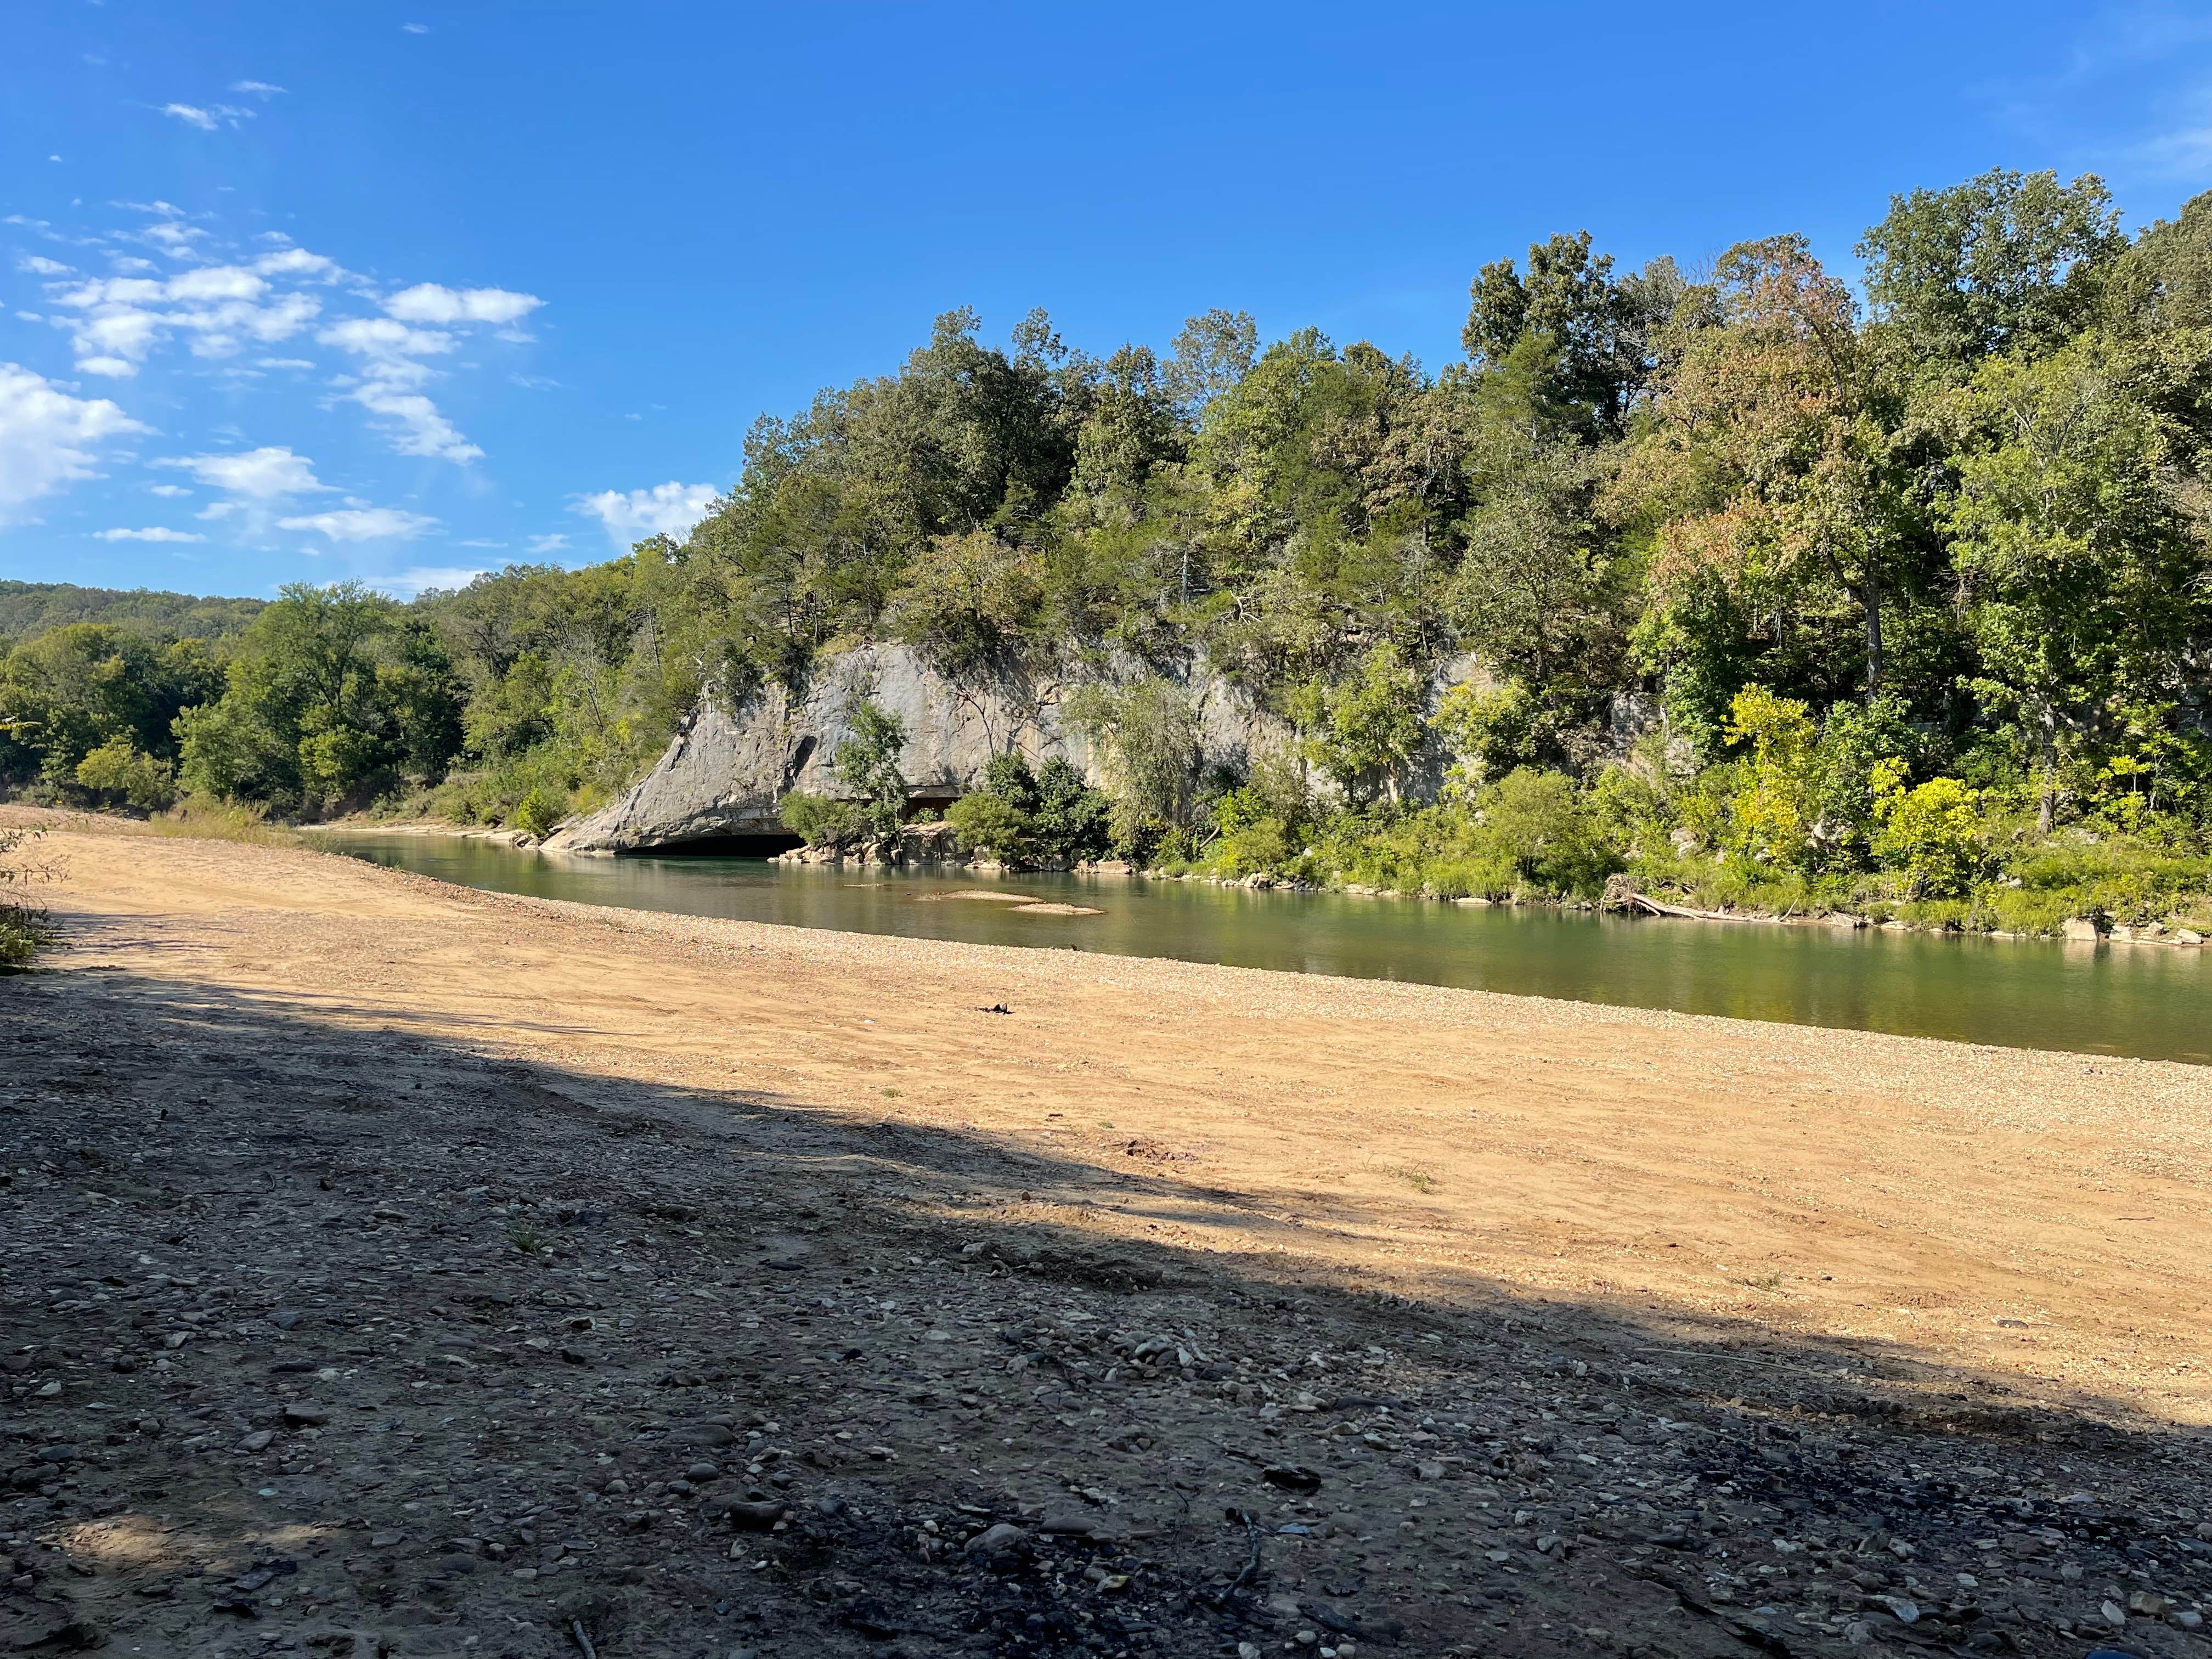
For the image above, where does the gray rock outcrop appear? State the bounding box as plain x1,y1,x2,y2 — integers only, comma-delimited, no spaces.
549,643,1290,853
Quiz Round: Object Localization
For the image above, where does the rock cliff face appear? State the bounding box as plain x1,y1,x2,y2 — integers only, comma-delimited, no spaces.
549,644,1295,853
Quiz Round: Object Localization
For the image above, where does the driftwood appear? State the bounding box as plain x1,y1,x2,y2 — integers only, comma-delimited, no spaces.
1624,891,1757,923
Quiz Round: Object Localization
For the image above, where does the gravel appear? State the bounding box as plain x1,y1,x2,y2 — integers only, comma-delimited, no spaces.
4,960,2211,1658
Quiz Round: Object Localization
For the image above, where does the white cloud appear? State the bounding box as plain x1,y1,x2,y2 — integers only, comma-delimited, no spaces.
383,283,543,325
574,481,719,545
230,80,286,96
525,533,569,555
318,315,487,462
318,315,454,364
48,263,321,375
279,506,437,542
161,103,254,131
93,526,204,543
22,204,540,475
0,362,150,523
160,444,330,497
253,246,338,280
350,383,483,464
376,566,486,599
402,22,429,32
146,482,191,497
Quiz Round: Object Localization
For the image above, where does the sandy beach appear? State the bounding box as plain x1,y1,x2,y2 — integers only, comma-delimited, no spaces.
4,809,2209,1656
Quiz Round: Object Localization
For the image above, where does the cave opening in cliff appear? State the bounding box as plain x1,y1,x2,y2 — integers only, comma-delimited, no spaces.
629,832,805,859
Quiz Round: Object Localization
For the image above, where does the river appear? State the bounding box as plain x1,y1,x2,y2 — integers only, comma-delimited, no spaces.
325,833,2212,1064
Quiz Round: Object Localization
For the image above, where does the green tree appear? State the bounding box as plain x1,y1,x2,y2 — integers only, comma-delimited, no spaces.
1616,236,1904,712
1064,676,1201,854
1464,230,1680,435
832,699,909,839
1858,169,2123,365
1293,642,1426,808
177,583,461,809
1431,681,1539,795
1942,334,2211,830
1723,686,1819,866
1870,760,1984,897
73,736,176,811
0,624,219,787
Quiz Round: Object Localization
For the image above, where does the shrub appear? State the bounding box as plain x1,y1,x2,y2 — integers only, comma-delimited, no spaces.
946,791,1030,860
1474,768,1621,896
1028,757,1113,863
0,826,47,968
1870,760,1985,898
74,736,177,811
511,786,570,839
779,791,862,848
947,753,1113,865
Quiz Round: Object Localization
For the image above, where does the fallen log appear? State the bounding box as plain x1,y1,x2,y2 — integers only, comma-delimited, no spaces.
1626,891,1756,923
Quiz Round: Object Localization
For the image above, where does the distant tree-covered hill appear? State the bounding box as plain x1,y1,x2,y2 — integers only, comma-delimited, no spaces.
0,581,267,644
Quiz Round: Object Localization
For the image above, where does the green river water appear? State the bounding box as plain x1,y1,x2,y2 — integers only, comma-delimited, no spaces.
328,833,2212,1065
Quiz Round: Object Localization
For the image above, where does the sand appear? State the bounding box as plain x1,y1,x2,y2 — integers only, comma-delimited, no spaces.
15,808,2209,1429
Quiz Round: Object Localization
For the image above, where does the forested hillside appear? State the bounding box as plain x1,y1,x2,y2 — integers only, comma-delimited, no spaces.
0,582,266,644
8,168,2212,934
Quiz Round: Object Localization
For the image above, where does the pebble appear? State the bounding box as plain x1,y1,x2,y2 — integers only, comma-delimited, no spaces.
11,912,2211,1656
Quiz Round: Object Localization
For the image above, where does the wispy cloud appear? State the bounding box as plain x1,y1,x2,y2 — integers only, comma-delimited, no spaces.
161,102,256,131
93,526,204,543
45,259,321,377
376,566,486,599
0,363,150,524
159,445,330,497
573,481,719,546
229,80,286,97
1976,5,2212,190
279,506,438,542
384,284,542,326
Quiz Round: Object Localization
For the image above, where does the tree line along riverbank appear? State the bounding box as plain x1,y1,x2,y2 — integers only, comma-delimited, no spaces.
11,168,2212,939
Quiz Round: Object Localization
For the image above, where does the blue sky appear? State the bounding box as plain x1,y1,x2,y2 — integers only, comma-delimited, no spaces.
7,2,2212,601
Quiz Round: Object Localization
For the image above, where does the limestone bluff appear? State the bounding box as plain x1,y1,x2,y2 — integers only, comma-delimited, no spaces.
549,645,1498,854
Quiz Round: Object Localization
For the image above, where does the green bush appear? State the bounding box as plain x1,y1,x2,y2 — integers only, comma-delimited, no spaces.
1473,768,1620,896
0,826,46,968
946,753,1113,866
779,791,862,848
511,786,570,839
946,791,1029,860
1870,761,1985,897
74,736,177,811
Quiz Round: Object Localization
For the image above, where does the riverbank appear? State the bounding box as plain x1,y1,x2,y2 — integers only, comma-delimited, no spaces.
7,805,2211,1654
220,804,2210,946
13,805,2211,1420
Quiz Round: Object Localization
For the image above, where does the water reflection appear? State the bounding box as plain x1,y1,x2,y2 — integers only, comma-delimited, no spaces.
326,834,2212,1065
